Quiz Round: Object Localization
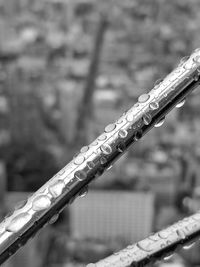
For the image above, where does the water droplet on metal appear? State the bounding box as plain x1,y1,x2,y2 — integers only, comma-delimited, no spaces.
80,146,89,153
164,254,174,261
138,94,150,103
183,242,195,250
6,213,32,233
49,180,65,198
49,214,59,225
154,78,163,88
143,114,152,125
155,117,165,128
14,199,27,210
183,60,195,70
79,185,88,198
87,161,95,169
105,123,116,133
176,99,185,108
100,156,107,165
117,117,124,124
74,170,87,181
149,101,159,110
126,113,134,122
118,129,128,138
74,155,85,165
134,130,143,141
98,134,107,141
176,229,186,240
193,55,200,63
100,144,112,155
32,195,51,211
116,142,126,153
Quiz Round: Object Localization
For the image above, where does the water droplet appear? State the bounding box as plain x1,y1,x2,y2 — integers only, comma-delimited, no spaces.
126,113,134,122
164,254,174,261
79,186,88,198
91,141,98,146
100,156,107,165
137,240,152,252
143,114,152,125
193,55,200,63
155,117,165,128
149,101,159,110
118,129,128,138
80,146,89,153
138,94,150,103
49,214,59,225
74,170,87,181
105,123,116,133
98,134,107,141
176,229,186,240
154,78,163,89
6,213,32,233
116,142,126,153
74,155,85,165
14,199,27,210
49,180,65,198
183,242,195,250
134,130,143,141
134,103,140,107
117,118,124,124
183,60,195,70
87,161,95,169
176,99,185,108
100,144,112,155
32,195,51,211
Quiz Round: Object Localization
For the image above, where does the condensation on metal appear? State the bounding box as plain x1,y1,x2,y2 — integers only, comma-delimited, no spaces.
0,49,200,265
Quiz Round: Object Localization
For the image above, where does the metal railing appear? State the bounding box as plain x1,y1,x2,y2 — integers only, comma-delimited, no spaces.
1,49,200,266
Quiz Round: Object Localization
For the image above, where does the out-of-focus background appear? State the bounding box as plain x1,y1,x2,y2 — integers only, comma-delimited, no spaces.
1,0,200,266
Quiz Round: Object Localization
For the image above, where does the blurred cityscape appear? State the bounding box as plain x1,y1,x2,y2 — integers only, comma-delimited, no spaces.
1,0,200,266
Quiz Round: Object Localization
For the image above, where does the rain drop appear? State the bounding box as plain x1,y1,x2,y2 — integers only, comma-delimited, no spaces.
14,199,27,210
143,114,152,125
138,94,150,103
74,155,85,165
155,117,165,128
100,156,107,165
105,123,116,133
126,112,134,122
74,170,87,181
164,254,174,261
80,146,89,153
100,144,112,155
193,55,200,63
98,134,107,141
176,229,186,240
6,213,32,233
134,130,143,141
149,101,159,110
49,214,59,225
79,186,88,198
183,242,195,250
32,195,51,211
116,142,126,153
118,129,128,138
87,161,95,169
154,78,163,89
49,180,65,198
176,99,185,108
134,103,139,107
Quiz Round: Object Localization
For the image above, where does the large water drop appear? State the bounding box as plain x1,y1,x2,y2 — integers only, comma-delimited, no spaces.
6,213,32,233
105,123,116,133
49,180,65,198
32,195,51,211
149,101,159,110
138,94,150,103
155,117,165,128
176,99,185,108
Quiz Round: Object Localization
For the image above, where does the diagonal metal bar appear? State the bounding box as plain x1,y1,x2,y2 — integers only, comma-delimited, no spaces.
0,49,200,265
90,212,200,267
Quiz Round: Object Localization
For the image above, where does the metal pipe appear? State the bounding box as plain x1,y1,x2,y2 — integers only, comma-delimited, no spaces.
0,49,200,265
